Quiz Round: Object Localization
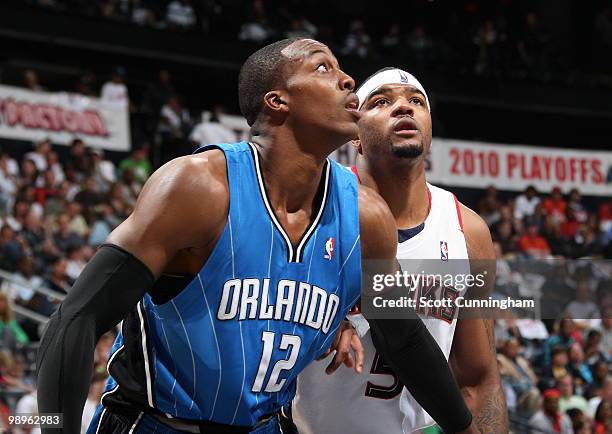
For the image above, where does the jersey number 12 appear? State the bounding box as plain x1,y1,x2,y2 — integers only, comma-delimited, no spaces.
252,331,301,393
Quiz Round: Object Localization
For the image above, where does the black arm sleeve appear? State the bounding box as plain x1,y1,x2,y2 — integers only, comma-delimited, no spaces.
363,294,472,433
36,244,155,434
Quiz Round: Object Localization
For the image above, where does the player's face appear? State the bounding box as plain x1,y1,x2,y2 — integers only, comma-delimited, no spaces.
281,40,360,143
357,84,432,163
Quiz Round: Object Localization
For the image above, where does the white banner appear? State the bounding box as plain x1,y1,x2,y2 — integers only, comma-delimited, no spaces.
427,138,611,196
195,112,612,196
0,84,130,151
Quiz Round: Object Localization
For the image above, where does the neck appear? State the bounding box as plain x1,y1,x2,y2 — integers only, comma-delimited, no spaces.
357,156,428,228
252,130,329,213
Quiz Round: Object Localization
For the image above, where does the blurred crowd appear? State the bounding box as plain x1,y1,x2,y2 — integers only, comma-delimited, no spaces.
21,0,612,83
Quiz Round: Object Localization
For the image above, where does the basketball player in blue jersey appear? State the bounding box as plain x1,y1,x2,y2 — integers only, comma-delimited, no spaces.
37,40,476,434
292,68,508,433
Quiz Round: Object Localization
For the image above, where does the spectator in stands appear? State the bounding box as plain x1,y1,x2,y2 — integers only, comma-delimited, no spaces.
189,104,236,147
514,185,540,221
118,168,141,207
131,0,156,27
159,95,192,140
542,186,567,224
118,147,152,185
497,338,541,414
529,388,573,434
594,399,612,433
543,319,577,367
555,374,590,414
380,23,401,56
0,157,17,217
567,188,588,222
34,169,60,206
477,185,501,225
518,222,550,258
238,1,271,44
90,148,116,193
65,244,86,281
45,150,65,185
65,202,89,239
590,361,611,397
19,159,39,192
141,70,175,129
0,292,29,353
568,343,594,386
0,225,24,271
571,225,603,258
52,214,83,254
46,257,70,294
14,389,39,434
342,20,373,58
24,139,51,172
584,330,611,367
492,219,519,255
74,176,104,223
100,67,129,110
66,138,91,178
599,308,612,355
517,12,549,75
565,408,589,434
94,330,116,369
285,16,317,39
407,23,433,68
473,19,500,76
565,279,599,322
22,69,43,92
560,207,581,239
166,0,196,30
81,371,108,433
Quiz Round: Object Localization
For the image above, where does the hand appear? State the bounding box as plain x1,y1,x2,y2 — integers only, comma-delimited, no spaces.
318,319,364,375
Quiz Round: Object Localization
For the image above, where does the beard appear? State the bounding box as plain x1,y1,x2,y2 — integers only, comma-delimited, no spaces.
390,142,424,159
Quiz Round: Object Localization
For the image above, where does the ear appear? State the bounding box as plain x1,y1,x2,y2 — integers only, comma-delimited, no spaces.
263,90,289,117
351,138,363,155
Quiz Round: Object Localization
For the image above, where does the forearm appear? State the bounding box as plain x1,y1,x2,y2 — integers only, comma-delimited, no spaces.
463,381,508,434
37,244,155,433
367,315,472,434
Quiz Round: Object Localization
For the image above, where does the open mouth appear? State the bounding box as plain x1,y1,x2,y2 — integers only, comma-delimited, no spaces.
344,94,361,119
393,118,418,135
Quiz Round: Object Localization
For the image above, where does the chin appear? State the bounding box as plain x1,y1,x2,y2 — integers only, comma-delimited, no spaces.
391,143,424,159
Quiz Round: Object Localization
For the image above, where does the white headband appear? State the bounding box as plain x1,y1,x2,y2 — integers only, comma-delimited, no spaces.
356,68,430,112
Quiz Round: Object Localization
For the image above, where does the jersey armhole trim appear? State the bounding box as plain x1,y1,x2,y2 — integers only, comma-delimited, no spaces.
452,194,464,232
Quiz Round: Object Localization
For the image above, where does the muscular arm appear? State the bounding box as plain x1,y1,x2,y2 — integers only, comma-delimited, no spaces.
37,151,229,433
450,204,508,434
359,186,474,434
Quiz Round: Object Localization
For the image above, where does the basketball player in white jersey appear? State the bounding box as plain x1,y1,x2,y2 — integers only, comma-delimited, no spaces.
289,68,508,433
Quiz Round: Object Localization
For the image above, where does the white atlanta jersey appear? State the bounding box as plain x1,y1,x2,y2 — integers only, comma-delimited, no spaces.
292,182,470,434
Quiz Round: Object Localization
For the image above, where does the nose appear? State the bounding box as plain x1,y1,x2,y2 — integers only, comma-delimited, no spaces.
339,70,355,92
391,98,414,117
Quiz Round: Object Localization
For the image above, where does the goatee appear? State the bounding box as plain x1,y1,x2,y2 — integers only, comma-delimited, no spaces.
391,143,424,159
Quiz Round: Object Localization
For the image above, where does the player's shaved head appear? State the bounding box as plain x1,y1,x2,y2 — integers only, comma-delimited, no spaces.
238,38,331,127
238,38,300,127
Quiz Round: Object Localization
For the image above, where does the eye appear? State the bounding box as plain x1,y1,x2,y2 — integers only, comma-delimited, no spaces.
410,97,424,106
373,98,389,107
316,63,329,73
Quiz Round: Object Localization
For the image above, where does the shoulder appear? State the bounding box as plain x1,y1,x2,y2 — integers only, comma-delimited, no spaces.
458,201,495,261
358,185,397,260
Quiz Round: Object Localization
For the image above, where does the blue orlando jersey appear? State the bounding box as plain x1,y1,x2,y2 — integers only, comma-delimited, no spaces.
99,141,361,427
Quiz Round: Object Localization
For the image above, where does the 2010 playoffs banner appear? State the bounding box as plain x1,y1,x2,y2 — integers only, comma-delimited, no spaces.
0,84,130,151
427,138,611,196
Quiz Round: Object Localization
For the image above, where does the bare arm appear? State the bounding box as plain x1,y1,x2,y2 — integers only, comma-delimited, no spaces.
37,151,228,433
450,203,508,434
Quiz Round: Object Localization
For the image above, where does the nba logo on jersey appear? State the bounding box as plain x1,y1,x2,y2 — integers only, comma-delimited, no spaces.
324,237,335,260
440,241,449,261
